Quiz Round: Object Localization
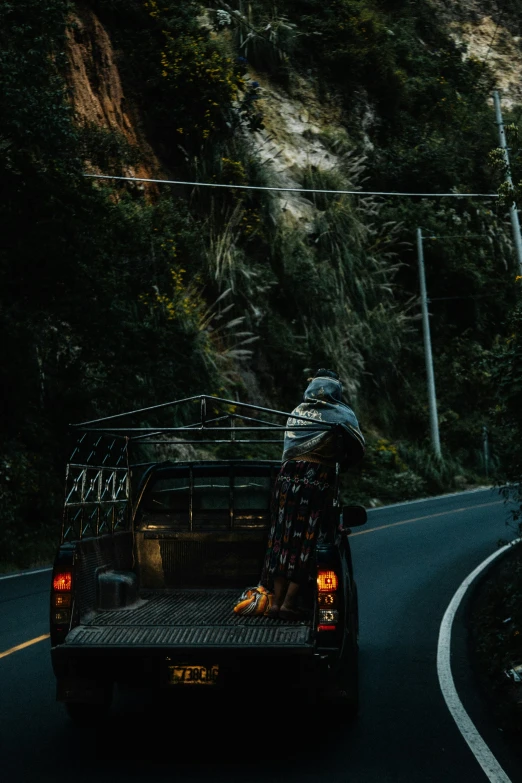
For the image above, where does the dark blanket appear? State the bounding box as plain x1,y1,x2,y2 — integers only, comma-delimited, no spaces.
282,376,365,466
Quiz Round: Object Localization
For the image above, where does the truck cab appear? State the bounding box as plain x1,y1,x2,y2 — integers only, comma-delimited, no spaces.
50,396,366,721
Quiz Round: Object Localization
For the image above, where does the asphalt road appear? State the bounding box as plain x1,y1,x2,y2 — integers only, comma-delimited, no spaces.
1,487,521,783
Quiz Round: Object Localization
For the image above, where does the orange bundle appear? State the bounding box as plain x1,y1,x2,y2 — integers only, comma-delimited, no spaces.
233,585,273,616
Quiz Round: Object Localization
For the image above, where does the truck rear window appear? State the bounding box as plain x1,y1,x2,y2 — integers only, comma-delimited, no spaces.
139,470,273,529
233,477,272,510
144,477,191,512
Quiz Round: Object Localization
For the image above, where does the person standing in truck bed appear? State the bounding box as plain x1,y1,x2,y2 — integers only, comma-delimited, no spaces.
261,369,365,620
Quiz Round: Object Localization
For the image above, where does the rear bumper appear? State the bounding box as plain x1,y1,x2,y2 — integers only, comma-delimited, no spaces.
51,639,315,686
51,643,325,702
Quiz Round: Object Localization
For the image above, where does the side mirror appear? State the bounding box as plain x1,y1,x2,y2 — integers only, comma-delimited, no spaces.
342,505,367,527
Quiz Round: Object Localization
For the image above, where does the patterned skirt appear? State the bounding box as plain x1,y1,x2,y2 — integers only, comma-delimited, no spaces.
260,460,336,587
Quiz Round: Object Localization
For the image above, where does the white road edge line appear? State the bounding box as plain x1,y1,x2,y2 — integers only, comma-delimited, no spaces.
0,567,52,582
437,538,522,783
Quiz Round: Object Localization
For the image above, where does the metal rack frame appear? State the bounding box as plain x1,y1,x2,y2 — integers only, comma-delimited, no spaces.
62,395,336,543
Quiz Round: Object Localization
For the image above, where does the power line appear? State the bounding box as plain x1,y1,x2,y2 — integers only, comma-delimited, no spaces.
429,294,498,301
424,234,495,240
84,173,500,199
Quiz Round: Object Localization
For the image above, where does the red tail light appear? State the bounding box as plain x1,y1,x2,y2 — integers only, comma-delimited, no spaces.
53,572,72,591
317,570,338,592
54,594,71,607
317,569,339,631
51,562,74,635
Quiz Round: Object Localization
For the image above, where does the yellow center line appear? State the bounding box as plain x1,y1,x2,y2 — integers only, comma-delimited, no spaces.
0,634,50,660
351,500,504,537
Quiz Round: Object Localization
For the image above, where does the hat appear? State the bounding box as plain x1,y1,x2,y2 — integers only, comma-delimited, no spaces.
313,368,339,380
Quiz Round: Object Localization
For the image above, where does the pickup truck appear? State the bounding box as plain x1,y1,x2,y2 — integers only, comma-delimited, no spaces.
49,396,366,722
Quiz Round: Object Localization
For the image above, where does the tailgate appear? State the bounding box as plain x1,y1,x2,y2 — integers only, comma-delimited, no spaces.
64,589,314,652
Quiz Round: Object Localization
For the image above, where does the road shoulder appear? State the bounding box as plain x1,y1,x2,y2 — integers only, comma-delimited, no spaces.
452,543,522,782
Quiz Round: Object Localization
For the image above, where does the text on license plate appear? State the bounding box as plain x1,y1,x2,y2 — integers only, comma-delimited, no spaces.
169,665,219,685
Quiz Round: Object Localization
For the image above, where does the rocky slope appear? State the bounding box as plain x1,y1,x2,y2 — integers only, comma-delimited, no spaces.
65,4,162,190
434,0,522,107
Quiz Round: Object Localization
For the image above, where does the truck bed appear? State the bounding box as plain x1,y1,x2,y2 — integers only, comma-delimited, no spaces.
65,589,314,650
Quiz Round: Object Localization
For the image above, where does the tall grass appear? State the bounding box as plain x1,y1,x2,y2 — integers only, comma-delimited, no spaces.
210,1,297,81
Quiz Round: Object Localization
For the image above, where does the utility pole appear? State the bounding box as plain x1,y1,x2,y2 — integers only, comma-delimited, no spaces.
493,90,522,275
417,228,442,458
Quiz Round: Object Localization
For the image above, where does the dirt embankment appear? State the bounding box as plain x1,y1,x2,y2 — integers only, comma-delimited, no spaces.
65,3,163,194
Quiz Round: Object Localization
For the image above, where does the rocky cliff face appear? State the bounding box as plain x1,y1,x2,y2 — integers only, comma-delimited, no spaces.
58,0,519,412
63,1,521,219
250,73,351,228
433,0,522,107
65,4,162,189
64,4,357,223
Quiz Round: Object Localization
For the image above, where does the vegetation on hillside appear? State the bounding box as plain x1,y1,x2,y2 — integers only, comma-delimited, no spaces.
1,0,522,566
469,543,522,738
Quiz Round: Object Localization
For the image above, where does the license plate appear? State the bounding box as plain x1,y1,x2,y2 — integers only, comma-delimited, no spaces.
168,664,219,686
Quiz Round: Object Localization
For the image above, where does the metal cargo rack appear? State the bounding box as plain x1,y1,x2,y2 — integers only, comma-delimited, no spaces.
62,395,337,544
